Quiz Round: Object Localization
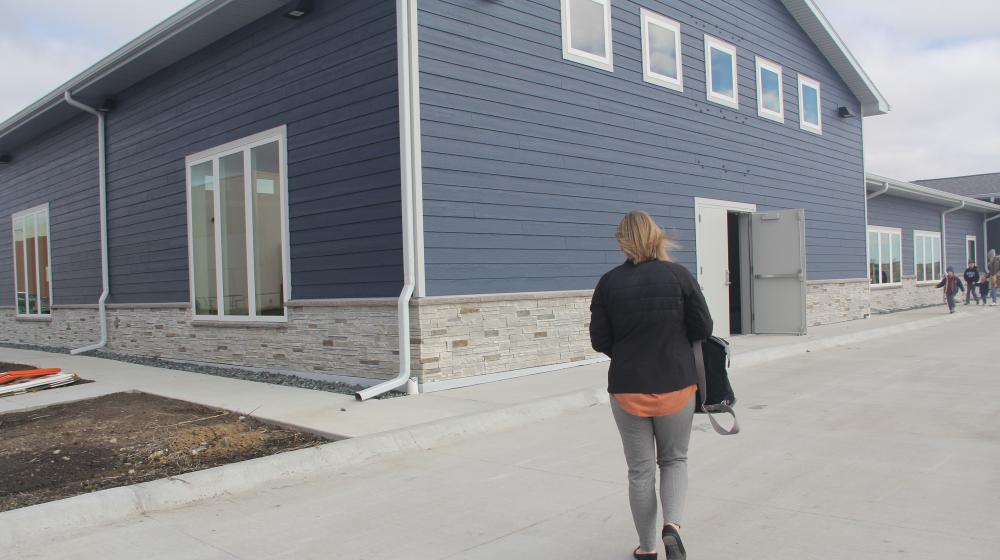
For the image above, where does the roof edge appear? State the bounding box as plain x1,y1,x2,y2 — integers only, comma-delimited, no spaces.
866,173,1000,213
0,0,226,142
781,0,891,116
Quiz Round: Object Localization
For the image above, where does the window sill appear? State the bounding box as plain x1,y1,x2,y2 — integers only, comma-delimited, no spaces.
706,94,740,111
16,315,52,322
870,283,903,290
191,319,288,329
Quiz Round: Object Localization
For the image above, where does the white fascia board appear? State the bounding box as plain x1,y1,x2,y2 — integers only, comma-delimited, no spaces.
866,173,1000,214
779,0,890,116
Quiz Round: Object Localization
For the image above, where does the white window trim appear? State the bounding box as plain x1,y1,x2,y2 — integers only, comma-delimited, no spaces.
868,226,902,287
703,35,739,110
185,125,291,323
640,9,683,92
913,230,942,285
755,56,784,123
560,0,614,72
966,235,978,265
11,203,53,317
798,74,823,134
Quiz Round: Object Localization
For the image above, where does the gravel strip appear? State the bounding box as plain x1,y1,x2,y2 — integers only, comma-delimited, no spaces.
0,343,403,399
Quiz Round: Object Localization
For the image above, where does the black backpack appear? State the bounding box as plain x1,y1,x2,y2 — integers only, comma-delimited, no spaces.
693,336,739,435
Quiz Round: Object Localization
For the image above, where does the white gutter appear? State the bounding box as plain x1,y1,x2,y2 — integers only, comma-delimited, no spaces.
354,0,420,400
866,181,889,200
941,201,965,272
64,92,110,355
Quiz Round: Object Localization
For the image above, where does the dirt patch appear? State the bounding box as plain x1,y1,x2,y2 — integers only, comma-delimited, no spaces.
0,362,38,372
0,392,327,512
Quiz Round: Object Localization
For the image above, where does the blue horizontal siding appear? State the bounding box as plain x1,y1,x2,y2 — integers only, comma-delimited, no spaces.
0,114,101,305
946,210,985,271
418,0,867,295
103,0,400,303
989,221,1000,256
867,194,987,275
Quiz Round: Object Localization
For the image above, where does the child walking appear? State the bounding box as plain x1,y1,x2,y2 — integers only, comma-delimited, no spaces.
989,249,999,306
937,267,965,314
963,261,981,305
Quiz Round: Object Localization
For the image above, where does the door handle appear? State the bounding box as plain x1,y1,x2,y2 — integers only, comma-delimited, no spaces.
725,269,731,286
755,271,804,280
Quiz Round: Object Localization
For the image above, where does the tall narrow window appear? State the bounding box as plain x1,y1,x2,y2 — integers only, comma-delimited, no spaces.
640,9,682,92
755,57,784,122
561,0,613,72
966,235,978,265
868,227,901,286
186,127,288,321
12,205,52,316
798,74,822,134
704,35,739,109
914,231,942,283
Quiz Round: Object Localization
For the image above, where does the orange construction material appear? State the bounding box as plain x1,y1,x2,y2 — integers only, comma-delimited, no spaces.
0,368,62,385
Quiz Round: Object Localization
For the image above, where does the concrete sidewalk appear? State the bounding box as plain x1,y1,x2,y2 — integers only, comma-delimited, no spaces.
5,305,998,559
0,305,980,440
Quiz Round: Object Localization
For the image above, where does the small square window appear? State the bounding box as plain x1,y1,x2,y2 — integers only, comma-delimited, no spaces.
704,35,739,109
755,57,784,123
640,9,683,92
561,0,613,72
798,74,822,134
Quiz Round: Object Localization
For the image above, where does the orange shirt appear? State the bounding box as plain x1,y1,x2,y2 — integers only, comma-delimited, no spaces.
613,385,697,417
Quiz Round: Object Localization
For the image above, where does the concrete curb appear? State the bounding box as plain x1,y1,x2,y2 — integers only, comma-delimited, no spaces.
1,387,608,547
0,309,969,546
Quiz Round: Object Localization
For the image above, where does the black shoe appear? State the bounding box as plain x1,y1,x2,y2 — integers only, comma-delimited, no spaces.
662,525,686,560
633,546,657,559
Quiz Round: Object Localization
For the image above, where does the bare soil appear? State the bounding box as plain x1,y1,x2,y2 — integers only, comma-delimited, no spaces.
0,362,38,372
0,392,327,512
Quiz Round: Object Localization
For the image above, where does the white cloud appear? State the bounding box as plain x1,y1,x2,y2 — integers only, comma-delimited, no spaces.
816,0,1000,181
0,0,191,122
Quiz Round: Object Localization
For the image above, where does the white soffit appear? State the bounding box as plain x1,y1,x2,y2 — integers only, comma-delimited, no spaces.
780,0,890,116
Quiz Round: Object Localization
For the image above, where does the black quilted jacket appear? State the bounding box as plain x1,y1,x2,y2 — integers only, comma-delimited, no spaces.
589,260,714,394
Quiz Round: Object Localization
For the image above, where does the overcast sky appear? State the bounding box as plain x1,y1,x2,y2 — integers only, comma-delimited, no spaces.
1,0,997,181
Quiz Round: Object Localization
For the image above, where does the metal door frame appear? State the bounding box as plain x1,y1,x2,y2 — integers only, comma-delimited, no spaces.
693,198,757,336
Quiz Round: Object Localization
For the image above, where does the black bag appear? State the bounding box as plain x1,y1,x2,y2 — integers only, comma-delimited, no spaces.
692,336,739,435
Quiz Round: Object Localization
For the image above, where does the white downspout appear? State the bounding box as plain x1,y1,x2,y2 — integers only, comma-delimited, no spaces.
866,181,889,200
355,0,420,400
941,201,965,272
64,92,110,355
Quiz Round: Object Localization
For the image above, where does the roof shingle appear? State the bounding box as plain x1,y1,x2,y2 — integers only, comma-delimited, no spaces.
914,174,1000,199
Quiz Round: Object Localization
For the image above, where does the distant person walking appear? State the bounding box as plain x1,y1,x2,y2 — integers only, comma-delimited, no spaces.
988,250,999,306
938,266,965,314
590,210,713,560
963,261,981,305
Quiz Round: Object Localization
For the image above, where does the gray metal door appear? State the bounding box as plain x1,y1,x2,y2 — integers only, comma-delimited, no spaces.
751,209,807,335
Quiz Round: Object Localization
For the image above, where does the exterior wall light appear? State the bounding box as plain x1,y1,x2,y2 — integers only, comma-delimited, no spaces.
838,106,856,118
284,0,314,18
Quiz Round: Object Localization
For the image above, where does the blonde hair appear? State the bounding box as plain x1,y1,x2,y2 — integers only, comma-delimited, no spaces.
615,210,677,264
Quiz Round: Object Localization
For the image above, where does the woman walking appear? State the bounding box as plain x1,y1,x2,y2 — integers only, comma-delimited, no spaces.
590,211,713,560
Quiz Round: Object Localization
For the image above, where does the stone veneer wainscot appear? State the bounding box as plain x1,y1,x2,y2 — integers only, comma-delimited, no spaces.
1,300,401,380
805,279,871,326
870,276,946,314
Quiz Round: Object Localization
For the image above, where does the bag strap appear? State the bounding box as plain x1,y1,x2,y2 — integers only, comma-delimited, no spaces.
693,340,740,436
